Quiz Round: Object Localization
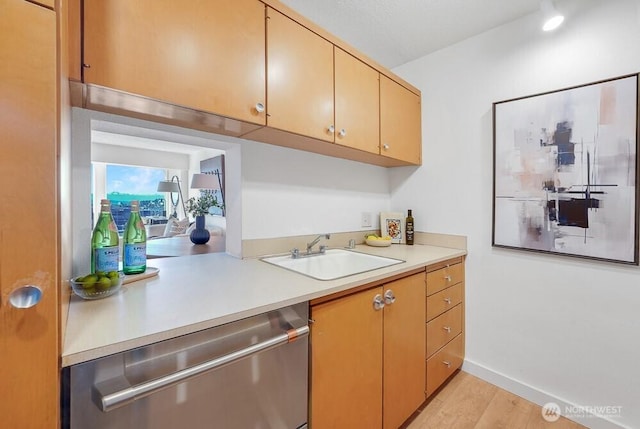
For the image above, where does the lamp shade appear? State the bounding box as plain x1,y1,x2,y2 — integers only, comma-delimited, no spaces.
157,180,179,192
190,173,220,190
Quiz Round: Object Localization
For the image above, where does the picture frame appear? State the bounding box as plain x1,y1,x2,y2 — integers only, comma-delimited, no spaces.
200,155,225,217
380,212,405,244
492,74,639,264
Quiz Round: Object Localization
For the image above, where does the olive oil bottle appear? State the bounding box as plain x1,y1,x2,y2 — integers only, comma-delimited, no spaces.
405,209,414,245
123,200,147,274
91,199,120,273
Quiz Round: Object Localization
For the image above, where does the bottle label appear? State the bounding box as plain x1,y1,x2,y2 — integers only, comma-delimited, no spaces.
94,247,119,272
406,221,414,244
124,243,147,267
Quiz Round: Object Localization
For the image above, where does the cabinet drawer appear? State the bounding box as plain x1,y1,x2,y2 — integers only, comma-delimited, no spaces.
426,263,463,296
426,304,462,357
426,283,462,322
426,334,463,397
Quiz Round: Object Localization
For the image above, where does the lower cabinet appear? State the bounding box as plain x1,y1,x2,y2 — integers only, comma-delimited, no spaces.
425,258,465,397
310,272,426,429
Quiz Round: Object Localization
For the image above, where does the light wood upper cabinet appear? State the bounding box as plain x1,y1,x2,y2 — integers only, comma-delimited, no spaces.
83,0,266,125
310,272,426,429
76,0,422,166
310,286,383,429
1,1,59,426
30,0,55,8
334,47,380,154
380,74,422,164
266,7,334,142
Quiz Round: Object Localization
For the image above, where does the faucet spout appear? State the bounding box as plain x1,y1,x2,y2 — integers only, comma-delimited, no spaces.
307,234,330,254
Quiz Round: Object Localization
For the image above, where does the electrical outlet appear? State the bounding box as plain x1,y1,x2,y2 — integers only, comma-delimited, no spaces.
361,212,372,228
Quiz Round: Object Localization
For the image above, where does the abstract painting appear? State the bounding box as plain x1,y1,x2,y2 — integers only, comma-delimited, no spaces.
493,74,639,264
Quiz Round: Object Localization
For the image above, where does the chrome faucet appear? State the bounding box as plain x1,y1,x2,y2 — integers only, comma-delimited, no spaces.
290,233,331,258
307,233,330,254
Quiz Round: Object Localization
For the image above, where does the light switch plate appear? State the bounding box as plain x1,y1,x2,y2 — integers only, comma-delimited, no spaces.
361,212,372,228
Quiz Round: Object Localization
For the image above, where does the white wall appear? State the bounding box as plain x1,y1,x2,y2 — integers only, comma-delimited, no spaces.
240,139,390,239
391,0,640,427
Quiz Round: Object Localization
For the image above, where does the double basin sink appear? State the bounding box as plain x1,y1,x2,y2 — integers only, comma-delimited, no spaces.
261,248,404,281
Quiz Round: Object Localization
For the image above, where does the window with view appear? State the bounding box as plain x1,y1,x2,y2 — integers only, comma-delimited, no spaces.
106,165,167,232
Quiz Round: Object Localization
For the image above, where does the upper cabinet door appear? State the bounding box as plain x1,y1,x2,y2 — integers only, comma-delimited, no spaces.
266,7,334,142
334,48,380,155
30,0,55,9
380,75,422,165
83,0,266,125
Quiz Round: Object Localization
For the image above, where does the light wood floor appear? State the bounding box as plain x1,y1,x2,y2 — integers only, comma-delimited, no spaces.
405,371,588,429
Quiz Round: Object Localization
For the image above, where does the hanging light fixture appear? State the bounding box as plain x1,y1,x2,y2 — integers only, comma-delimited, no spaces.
540,0,564,31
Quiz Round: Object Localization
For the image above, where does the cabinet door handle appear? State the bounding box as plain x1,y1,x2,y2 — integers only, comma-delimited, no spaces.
443,298,452,304
443,361,451,368
328,125,335,133
443,326,451,333
338,128,347,137
9,285,42,309
444,275,452,282
383,289,396,305
373,294,385,311
255,102,265,113
382,143,390,150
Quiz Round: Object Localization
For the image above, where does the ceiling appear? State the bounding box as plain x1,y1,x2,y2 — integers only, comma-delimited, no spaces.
279,0,546,68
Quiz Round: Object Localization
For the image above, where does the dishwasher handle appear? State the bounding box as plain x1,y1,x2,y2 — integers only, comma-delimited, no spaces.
95,325,310,413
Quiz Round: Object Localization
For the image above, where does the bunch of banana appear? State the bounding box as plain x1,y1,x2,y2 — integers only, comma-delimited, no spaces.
364,233,392,241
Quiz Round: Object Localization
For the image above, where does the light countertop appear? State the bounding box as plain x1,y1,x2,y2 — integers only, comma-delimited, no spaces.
62,244,465,367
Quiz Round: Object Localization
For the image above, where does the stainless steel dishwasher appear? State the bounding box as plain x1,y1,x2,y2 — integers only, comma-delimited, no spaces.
63,302,309,429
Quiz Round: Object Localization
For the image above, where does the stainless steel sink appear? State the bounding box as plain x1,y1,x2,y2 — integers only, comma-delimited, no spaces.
261,248,405,281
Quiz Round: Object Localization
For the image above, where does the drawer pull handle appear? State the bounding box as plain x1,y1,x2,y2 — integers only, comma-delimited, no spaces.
444,275,452,282
443,326,451,333
444,298,452,304
95,325,310,412
443,361,451,368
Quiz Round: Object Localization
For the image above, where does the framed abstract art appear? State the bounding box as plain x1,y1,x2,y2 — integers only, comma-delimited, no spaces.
492,74,639,264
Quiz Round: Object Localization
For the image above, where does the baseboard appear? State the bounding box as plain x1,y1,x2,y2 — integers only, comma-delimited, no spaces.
462,359,629,429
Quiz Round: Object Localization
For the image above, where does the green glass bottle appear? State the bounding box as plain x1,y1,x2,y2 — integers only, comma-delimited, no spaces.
405,209,414,245
91,199,120,273
123,200,147,274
